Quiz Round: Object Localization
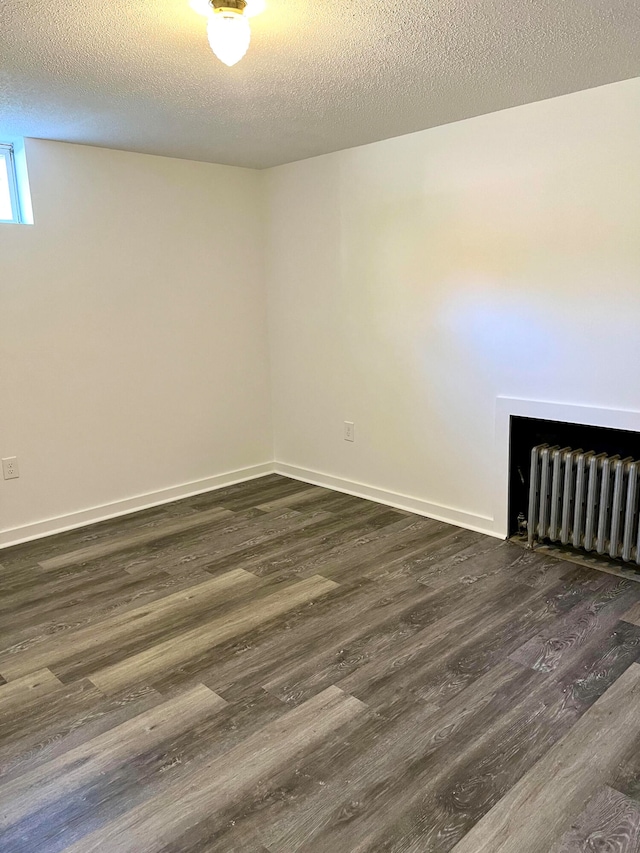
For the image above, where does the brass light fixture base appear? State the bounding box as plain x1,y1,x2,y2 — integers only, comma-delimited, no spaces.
210,0,247,11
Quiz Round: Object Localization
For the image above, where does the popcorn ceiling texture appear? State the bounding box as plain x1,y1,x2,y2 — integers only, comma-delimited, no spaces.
1,0,639,168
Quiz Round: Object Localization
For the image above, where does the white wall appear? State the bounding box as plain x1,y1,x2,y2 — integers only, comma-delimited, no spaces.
0,140,272,545
3,79,639,547
266,78,640,535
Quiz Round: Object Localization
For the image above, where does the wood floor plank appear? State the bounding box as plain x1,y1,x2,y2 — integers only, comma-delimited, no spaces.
264,606,640,853
256,487,383,516
329,565,577,714
38,507,235,570
121,508,331,578
397,526,494,581
410,535,512,587
510,552,576,590
88,574,338,694
0,503,191,572
3,475,640,853
607,724,640,810
548,786,640,853
60,686,368,853
52,576,312,686
263,659,538,853
318,518,457,584
151,574,424,697
203,503,405,580
406,537,570,592
449,663,640,853
0,568,262,681
509,578,639,673
550,618,640,717
0,684,226,836
362,619,640,853
263,571,522,708
178,474,286,506
0,667,63,712
0,548,207,613
208,476,325,512
227,575,453,705
154,477,282,517
281,513,435,581
155,695,380,853
0,680,163,782
256,485,335,512
621,599,640,627
263,513,449,587
0,567,214,653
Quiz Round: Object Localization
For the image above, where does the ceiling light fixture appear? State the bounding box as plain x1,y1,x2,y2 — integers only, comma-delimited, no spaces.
190,0,265,66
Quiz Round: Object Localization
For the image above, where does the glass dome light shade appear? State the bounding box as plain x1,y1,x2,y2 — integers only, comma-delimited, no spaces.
189,0,213,15
207,8,251,66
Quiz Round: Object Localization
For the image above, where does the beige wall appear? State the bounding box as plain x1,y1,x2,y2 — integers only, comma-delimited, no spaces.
266,77,640,534
0,140,272,544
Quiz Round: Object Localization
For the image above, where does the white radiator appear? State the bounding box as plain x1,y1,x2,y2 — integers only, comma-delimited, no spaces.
527,444,640,564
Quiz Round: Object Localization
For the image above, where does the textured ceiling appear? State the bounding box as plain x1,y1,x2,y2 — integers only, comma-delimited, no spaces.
1,0,639,169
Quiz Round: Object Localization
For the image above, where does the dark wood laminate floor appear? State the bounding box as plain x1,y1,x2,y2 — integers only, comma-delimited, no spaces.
2,474,640,852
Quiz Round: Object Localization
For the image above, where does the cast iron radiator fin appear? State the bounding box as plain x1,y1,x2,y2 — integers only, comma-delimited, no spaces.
527,444,640,564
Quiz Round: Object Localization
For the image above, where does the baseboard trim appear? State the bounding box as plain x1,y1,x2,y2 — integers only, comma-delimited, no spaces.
0,463,275,550
274,462,499,538
1,461,501,550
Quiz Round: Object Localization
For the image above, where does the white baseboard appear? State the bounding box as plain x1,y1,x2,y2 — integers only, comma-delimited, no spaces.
0,463,275,550
1,460,501,550
274,462,500,539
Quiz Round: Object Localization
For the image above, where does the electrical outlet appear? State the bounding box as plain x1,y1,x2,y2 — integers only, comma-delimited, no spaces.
344,421,355,442
2,457,19,480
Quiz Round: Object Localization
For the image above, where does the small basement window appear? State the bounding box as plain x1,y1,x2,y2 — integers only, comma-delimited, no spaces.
0,143,22,224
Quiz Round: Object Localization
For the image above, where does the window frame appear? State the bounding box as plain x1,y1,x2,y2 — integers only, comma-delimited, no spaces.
0,143,22,224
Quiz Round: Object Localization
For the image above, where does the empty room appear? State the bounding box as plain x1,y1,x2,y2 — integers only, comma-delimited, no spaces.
2,1,640,850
